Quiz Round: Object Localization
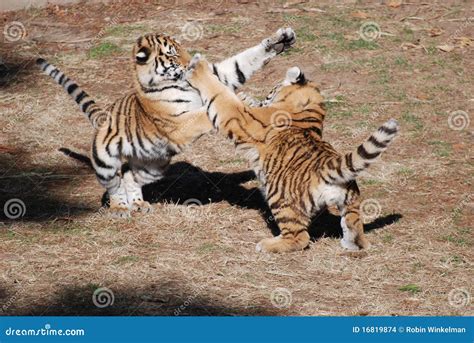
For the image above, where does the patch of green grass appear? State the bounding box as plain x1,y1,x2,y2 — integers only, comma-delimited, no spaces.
426,45,438,56
88,42,122,59
381,233,394,243
328,15,356,29
401,112,424,131
443,227,471,247
443,235,467,246
375,69,391,84
208,23,242,34
397,166,414,177
361,178,383,186
115,255,140,264
281,46,304,57
295,27,317,42
196,242,218,254
401,26,414,42
394,56,410,68
347,39,379,50
399,284,422,294
428,140,452,157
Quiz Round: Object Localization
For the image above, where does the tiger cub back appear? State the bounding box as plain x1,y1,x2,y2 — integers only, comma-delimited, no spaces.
184,56,400,253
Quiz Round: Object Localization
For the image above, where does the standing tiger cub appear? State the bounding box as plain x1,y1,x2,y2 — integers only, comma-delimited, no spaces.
36,28,295,217
183,54,400,253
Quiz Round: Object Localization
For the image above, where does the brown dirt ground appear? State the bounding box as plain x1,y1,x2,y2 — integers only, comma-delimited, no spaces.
0,0,472,316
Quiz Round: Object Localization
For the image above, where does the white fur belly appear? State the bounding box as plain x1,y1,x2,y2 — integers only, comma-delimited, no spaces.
312,184,346,209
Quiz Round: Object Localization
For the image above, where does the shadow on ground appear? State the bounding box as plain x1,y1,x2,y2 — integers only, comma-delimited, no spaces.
141,161,403,240
1,280,281,316
0,149,92,221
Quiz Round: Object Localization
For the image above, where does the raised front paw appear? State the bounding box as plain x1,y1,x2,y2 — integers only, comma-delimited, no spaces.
262,27,296,54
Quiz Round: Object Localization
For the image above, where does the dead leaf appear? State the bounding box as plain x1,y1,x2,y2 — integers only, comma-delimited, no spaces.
283,0,308,8
388,0,402,8
414,92,430,101
428,27,444,37
436,44,455,52
401,42,421,50
351,11,369,19
454,36,472,48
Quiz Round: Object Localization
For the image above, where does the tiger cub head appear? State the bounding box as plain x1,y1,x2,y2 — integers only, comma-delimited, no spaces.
133,33,191,90
263,67,324,112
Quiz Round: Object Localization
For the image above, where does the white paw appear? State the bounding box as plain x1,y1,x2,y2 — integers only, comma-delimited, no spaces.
256,242,263,252
340,238,360,251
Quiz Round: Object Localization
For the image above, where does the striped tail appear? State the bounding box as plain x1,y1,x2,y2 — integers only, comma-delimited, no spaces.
329,119,400,183
36,58,108,129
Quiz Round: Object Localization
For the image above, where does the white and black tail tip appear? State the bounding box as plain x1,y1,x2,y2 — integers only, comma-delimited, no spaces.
36,58,48,70
285,66,306,85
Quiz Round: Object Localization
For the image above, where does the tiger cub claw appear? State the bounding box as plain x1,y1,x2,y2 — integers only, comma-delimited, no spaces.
131,200,154,214
109,205,131,219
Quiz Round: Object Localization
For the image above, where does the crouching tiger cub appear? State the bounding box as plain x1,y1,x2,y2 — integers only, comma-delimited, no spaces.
36,28,296,217
183,54,400,253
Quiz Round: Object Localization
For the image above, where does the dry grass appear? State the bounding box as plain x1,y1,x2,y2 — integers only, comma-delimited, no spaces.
0,0,472,316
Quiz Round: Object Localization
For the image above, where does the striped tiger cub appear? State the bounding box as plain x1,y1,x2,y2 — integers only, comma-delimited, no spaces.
36,28,296,217
182,55,400,253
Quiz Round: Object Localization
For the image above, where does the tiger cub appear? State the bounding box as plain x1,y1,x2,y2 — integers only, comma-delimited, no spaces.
182,54,400,253
36,28,296,217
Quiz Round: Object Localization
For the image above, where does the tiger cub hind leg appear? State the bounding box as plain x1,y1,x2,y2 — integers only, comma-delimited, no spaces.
125,157,170,214
339,194,369,251
256,206,311,253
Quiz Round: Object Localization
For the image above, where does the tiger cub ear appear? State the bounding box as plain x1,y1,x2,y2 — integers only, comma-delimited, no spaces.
285,66,306,85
